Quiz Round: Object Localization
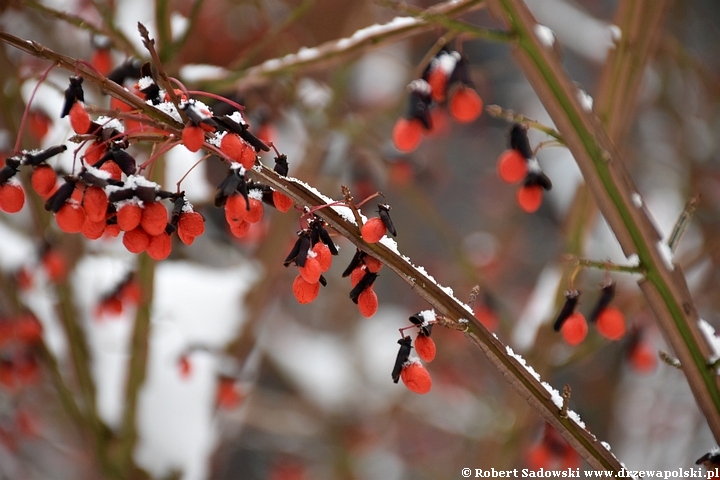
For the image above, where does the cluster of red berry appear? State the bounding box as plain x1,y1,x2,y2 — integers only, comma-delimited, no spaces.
392,49,483,153
391,311,438,394
0,314,43,392
553,282,626,346
526,423,580,471
496,123,552,213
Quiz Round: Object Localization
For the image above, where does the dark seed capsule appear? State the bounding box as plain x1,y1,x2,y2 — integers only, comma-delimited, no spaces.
510,123,534,160
238,128,269,152
392,336,413,383
283,232,312,267
342,249,366,277
378,204,396,237
553,290,580,332
108,58,142,85
61,76,85,118
349,271,378,304
274,154,289,177
589,282,616,323
44,179,77,212
525,171,552,191
406,83,433,130
24,145,67,166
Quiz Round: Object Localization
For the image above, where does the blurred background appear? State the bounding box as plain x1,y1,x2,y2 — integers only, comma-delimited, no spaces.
1,0,720,478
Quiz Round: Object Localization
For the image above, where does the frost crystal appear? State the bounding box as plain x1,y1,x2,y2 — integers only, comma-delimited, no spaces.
248,189,263,201
698,319,720,364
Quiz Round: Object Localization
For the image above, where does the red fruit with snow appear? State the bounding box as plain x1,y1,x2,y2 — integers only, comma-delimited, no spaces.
361,217,386,243
0,183,24,213
400,360,432,394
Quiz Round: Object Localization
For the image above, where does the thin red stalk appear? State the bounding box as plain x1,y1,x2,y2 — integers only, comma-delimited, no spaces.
187,90,245,113
14,62,56,153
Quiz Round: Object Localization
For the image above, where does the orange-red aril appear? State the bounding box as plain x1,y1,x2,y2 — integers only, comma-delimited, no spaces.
497,149,528,184
517,184,543,213
392,117,423,153
292,274,320,304
595,307,626,341
400,361,432,394
414,335,436,362
361,217,386,243
449,86,483,123
357,288,378,318
561,312,587,346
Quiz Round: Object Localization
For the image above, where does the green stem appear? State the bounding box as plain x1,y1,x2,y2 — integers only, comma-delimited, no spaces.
487,0,720,443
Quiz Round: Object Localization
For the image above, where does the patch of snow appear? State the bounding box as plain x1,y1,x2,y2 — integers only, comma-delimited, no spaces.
512,265,562,352
170,12,189,41
698,319,720,363
656,240,675,271
180,65,229,83
534,24,555,47
631,192,643,208
577,88,594,112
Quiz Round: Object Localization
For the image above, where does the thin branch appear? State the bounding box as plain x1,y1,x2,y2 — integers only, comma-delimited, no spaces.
668,195,700,253
486,0,720,445
485,104,563,142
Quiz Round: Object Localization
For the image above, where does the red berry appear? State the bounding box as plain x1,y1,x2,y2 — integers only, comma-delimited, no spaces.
69,102,91,134
177,211,205,245
392,117,423,153
85,140,107,165
400,361,432,394
475,305,498,332
95,297,123,318
311,243,332,272
298,257,322,284
363,255,383,274
221,134,255,169
56,203,86,233
42,250,67,282
182,124,204,152
99,160,122,181
272,191,293,212
229,220,251,238
449,86,483,123
140,202,168,236
82,217,106,240
28,110,51,140
0,183,25,213
361,217,386,243
123,227,150,253
629,341,656,374
414,335,436,362
246,198,264,223
104,223,121,238
357,288,378,318
497,149,528,184
15,316,42,344
216,378,242,409
82,186,109,222
292,274,320,304
596,307,626,341
147,232,172,260
117,203,142,231
178,356,192,379
561,313,588,346
517,184,543,213
350,266,366,288
224,194,248,225
91,48,112,75
31,165,56,197
427,68,448,103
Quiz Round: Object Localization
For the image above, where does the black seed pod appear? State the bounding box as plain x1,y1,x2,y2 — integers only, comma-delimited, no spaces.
214,168,245,207
392,336,413,383
61,76,85,118
238,128,269,152
342,249,366,277
284,231,312,267
44,178,77,212
378,204,397,237
138,62,161,104
0,159,20,185
24,145,67,166
274,154,289,177
406,81,433,130
349,271,378,304
525,170,553,191
409,313,433,337
553,290,580,332
589,282,616,323
108,58,142,85
510,123,534,160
